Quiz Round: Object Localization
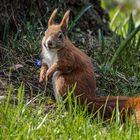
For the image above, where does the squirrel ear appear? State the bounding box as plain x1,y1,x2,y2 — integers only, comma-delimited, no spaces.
48,9,58,27
60,10,70,32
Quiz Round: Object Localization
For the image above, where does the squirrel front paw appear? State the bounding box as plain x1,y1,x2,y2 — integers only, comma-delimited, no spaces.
39,71,46,83
39,68,47,83
39,64,48,83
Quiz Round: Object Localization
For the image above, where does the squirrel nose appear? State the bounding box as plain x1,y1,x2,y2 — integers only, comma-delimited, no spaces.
47,40,52,46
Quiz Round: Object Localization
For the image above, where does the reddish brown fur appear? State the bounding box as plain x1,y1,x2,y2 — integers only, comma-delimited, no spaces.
55,38,96,103
39,9,140,125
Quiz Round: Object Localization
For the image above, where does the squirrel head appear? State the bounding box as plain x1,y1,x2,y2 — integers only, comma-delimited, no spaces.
42,9,70,51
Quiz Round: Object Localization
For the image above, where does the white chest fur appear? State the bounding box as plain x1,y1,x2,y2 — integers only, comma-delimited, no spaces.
42,47,58,67
42,47,61,101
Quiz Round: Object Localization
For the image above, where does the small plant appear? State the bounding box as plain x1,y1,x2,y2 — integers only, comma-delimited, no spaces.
110,23,140,66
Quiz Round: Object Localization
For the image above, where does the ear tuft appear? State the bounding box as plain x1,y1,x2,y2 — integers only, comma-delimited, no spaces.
48,8,58,27
60,10,70,31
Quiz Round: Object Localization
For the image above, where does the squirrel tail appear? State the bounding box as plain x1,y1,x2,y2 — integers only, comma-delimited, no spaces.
87,96,140,125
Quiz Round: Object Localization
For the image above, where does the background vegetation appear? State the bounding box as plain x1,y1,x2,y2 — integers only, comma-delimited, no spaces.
0,0,140,139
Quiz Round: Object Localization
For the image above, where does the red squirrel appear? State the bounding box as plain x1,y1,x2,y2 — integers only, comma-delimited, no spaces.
39,9,96,103
39,9,140,125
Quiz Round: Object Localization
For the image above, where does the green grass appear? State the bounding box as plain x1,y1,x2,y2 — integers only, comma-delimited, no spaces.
1,1,140,139
0,85,140,140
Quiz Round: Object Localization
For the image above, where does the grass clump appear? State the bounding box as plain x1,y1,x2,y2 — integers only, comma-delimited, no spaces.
0,85,140,140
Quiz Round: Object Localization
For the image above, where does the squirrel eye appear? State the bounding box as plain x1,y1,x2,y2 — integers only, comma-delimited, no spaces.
58,33,63,39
